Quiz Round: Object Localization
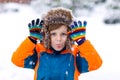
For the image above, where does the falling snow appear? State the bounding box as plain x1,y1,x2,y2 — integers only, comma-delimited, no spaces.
0,2,120,80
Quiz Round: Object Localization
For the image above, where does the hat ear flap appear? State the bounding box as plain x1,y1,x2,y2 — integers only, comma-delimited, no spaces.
43,31,50,49
66,37,74,50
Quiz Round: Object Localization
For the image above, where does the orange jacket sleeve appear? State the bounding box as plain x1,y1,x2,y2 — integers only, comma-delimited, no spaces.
11,37,36,68
77,40,102,73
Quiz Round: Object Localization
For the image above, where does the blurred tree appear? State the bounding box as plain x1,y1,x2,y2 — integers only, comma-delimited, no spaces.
30,0,107,17
104,0,120,24
47,0,61,7
0,0,31,4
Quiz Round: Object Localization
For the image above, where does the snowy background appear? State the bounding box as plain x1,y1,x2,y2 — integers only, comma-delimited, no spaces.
0,1,120,80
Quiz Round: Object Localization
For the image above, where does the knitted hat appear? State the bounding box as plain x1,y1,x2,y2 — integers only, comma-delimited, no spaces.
42,7,74,49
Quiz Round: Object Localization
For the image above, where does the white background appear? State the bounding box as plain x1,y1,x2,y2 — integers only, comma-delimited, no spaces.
0,3,120,80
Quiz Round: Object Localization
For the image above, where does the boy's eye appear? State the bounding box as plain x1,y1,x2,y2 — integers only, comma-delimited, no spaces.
51,33,56,36
62,33,67,36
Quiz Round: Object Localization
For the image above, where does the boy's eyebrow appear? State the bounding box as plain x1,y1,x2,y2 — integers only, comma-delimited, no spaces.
62,32,67,33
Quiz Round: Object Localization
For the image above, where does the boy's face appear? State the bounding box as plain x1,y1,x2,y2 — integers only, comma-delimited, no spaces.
50,25,68,51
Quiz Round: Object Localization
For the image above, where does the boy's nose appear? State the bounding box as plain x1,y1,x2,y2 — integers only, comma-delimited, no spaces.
56,35,61,41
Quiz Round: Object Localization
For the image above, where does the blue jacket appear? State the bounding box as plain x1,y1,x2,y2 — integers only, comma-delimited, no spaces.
11,37,102,80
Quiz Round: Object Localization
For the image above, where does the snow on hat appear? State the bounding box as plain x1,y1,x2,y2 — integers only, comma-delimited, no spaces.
43,7,73,27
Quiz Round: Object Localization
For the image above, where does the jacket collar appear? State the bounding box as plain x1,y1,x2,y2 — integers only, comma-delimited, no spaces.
47,46,72,54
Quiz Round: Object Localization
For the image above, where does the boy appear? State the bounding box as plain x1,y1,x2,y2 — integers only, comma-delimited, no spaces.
11,7,102,80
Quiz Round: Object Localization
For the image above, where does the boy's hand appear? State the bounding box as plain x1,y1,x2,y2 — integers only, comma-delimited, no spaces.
28,18,44,41
68,20,87,45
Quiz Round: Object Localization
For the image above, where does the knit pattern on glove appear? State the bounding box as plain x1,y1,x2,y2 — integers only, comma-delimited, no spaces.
28,18,43,41
68,20,87,45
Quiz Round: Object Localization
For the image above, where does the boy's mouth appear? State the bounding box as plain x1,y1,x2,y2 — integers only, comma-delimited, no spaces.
56,44,62,48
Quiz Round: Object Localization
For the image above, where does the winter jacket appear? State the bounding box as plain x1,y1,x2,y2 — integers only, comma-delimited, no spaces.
11,37,102,80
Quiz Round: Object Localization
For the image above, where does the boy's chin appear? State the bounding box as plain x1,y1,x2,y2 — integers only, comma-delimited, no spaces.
54,48,63,51
54,46,64,51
